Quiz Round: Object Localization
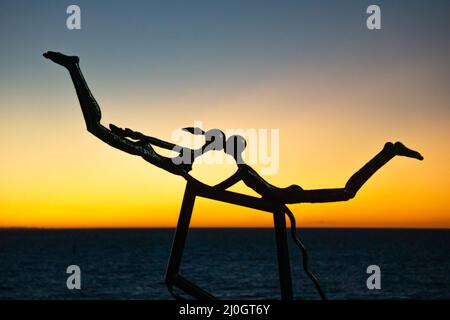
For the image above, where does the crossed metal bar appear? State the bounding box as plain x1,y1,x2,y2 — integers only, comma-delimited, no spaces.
165,180,294,300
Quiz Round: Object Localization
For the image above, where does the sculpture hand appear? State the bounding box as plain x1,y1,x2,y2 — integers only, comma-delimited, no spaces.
182,127,205,135
43,51,79,68
109,124,127,136
393,142,424,160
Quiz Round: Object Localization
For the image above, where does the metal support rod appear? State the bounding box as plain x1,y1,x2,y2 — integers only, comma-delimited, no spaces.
172,275,217,300
165,182,295,300
273,208,294,300
165,182,196,282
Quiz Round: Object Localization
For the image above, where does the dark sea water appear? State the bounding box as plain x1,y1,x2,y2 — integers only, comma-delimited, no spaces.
0,228,449,300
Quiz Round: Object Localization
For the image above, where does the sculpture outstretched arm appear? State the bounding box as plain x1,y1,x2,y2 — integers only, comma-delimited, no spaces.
224,143,423,204
109,124,186,151
282,142,423,204
43,51,191,176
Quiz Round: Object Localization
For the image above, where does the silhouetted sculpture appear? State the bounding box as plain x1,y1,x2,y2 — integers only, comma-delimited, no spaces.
43,51,423,300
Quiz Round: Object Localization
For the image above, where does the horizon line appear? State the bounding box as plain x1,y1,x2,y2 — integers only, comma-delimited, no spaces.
1,226,449,230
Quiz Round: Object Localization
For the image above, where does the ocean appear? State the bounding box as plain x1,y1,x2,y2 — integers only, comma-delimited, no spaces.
0,228,449,300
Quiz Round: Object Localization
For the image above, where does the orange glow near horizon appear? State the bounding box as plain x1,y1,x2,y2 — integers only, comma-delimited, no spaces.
1,63,449,229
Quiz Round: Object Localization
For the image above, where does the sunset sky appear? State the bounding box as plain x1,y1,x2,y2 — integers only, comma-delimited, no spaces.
0,0,449,228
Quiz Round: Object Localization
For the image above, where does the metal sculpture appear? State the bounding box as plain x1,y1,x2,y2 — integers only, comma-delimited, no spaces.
43,51,423,299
